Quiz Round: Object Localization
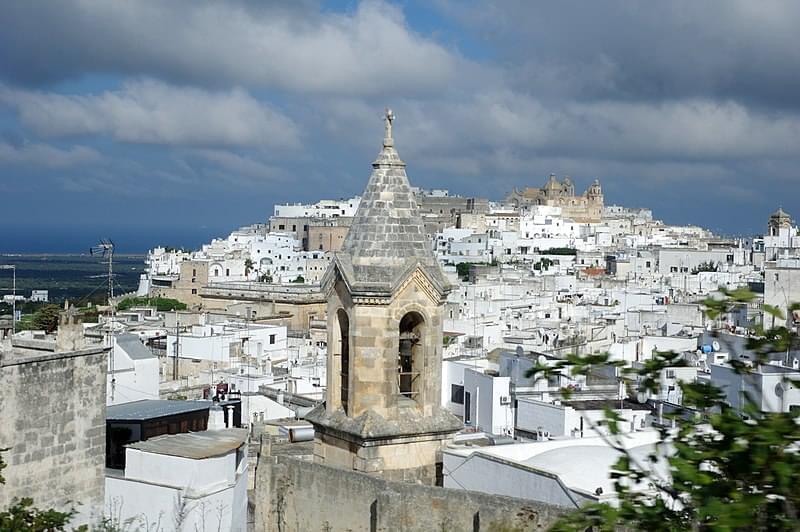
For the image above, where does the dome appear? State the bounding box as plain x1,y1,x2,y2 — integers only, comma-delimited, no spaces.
544,174,560,190
771,207,791,220
522,442,671,497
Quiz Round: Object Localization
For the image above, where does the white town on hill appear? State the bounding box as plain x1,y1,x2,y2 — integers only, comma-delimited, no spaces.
2,111,800,531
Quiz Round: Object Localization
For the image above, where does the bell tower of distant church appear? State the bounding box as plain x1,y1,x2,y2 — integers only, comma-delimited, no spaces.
306,109,461,485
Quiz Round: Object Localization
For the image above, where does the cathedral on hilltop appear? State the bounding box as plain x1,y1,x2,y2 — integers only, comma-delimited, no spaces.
306,109,461,485
506,174,604,223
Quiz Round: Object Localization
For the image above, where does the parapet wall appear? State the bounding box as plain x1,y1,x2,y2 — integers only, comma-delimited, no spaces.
0,346,108,527
254,451,565,531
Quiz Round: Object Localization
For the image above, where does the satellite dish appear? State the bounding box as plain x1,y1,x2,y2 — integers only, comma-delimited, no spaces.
636,391,648,404
538,355,547,365
712,340,721,352
775,382,785,397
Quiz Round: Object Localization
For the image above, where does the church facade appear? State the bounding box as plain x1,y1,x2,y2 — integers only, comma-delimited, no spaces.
305,110,462,485
506,174,604,223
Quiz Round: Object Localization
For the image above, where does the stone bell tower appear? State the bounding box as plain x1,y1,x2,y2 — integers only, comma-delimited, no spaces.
306,109,461,485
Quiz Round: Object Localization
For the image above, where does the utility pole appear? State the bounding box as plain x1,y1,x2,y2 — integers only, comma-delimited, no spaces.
91,240,115,399
0,265,16,335
173,309,180,381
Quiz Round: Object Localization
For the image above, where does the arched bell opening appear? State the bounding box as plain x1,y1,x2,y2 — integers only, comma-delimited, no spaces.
398,311,425,403
334,308,350,414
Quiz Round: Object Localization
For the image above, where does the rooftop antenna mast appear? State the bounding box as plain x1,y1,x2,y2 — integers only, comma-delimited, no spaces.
91,238,115,400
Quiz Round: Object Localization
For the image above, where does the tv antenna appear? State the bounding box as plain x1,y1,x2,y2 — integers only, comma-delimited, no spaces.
91,238,116,400
90,239,115,306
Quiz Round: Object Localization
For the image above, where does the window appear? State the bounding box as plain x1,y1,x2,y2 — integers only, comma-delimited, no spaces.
191,289,197,295
645,261,651,268
292,225,297,231
666,369,675,379
226,268,230,276
278,224,285,230
451,384,464,405
269,334,276,345
192,268,197,276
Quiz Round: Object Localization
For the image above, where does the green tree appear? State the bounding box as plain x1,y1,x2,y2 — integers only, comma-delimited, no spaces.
244,258,254,277
31,304,61,333
456,262,472,281
541,247,577,256
117,296,187,312
291,275,305,284
534,257,554,271
691,261,719,274
0,451,81,531
528,288,800,531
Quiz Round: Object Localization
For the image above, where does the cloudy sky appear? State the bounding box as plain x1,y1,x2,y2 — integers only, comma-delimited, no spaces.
1,0,799,252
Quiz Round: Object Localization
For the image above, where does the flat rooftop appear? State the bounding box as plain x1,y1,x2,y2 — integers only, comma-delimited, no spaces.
107,399,212,421
563,399,652,411
127,428,248,459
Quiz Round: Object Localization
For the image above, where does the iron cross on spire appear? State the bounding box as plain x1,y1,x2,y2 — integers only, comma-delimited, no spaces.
384,107,395,140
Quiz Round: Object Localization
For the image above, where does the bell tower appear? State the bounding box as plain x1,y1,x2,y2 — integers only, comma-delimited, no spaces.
306,109,461,485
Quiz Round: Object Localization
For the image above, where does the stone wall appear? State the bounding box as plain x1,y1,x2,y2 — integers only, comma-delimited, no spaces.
0,346,108,527
254,452,565,532
308,225,350,252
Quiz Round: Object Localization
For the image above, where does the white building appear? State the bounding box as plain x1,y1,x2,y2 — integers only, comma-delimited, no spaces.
105,429,248,532
442,358,512,436
273,196,360,218
30,289,48,302
239,394,296,426
108,334,160,406
712,362,800,413
515,398,651,440
166,322,288,368
763,258,800,328
463,367,513,436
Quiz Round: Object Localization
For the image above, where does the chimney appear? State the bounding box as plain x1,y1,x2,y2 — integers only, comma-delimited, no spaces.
207,404,226,431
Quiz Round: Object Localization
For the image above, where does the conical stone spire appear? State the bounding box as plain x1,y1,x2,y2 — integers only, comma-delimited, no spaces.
333,109,449,294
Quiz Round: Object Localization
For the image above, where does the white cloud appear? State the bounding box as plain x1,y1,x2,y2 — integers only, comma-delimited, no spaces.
0,1,463,96
0,80,301,148
0,141,101,168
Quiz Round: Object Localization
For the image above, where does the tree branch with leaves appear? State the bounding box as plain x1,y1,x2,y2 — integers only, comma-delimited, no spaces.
525,287,800,531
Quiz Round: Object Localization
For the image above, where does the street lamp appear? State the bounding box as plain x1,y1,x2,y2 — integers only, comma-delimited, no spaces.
0,265,16,335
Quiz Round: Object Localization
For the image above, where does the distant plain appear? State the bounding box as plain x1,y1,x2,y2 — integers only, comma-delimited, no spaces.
0,254,144,304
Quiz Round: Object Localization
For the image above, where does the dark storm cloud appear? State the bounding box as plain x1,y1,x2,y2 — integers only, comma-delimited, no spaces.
441,1,800,108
